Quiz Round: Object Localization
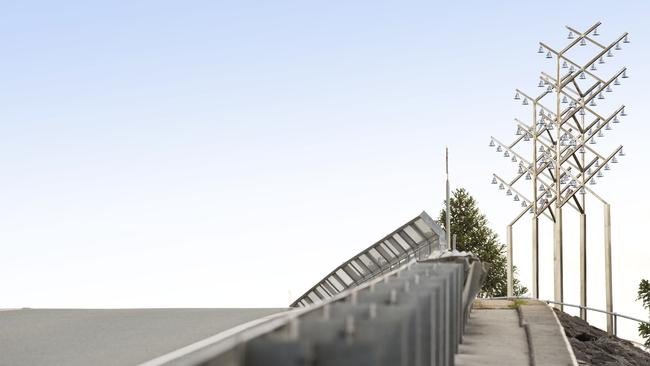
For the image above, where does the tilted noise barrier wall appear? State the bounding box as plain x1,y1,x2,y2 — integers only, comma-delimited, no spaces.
291,211,446,307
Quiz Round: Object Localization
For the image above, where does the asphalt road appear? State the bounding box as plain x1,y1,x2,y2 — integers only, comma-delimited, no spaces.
0,308,288,366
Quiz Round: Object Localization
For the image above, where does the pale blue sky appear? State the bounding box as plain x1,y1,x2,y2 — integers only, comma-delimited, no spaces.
1,1,649,341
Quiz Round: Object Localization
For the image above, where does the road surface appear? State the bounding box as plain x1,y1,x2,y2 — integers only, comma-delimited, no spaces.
0,308,288,366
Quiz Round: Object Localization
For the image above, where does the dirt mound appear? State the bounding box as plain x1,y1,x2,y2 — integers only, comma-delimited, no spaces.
554,309,650,366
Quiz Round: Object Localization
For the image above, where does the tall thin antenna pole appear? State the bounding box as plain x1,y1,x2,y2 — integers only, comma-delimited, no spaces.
445,146,451,250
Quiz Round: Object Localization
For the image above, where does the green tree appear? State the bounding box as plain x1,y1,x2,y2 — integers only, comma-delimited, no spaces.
439,188,527,297
637,279,650,347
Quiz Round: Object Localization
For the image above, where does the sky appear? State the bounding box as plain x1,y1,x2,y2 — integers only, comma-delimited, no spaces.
1,0,649,342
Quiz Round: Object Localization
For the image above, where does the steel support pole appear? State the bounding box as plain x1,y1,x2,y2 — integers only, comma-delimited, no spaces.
507,225,513,297
580,213,587,320
554,207,563,310
445,147,451,250
532,100,539,300
532,217,539,298
554,48,563,311
604,204,613,334
580,107,587,321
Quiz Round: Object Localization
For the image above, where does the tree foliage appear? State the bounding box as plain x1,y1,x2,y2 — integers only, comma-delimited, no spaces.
637,279,650,347
439,188,527,297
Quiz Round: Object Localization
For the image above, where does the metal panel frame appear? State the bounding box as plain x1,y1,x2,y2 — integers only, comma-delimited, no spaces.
290,211,445,307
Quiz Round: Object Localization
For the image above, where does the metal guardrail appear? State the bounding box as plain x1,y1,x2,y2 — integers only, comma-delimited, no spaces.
149,254,487,366
543,299,650,337
291,211,446,307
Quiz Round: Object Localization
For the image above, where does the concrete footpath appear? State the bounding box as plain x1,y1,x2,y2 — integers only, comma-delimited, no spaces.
455,299,577,366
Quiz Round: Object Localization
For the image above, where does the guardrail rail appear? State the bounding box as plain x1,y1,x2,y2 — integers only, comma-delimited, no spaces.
147,212,488,366
543,299,650,338
156,256,486,366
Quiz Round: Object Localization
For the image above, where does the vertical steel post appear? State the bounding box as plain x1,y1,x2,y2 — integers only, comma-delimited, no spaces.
554,207,563,310
604,203,613,334
580,111,587,321
554,46,564,310
452,234,457,252
507,225,513,297
445,147,451,250
532,217,539,298
532,101,539,299
580,213,587,320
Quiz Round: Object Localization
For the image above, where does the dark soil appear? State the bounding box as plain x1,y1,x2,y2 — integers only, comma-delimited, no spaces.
554,309,650,366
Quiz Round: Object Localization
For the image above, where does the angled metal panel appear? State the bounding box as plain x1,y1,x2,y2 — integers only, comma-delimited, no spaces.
388,235,411,251
374,244,395,262
419,211,447,248
290,211,445,307
341,265,361,282
385,237,406,254
349,259,369,277
381,240,402,256
397,231,418,248
321,280,338,295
